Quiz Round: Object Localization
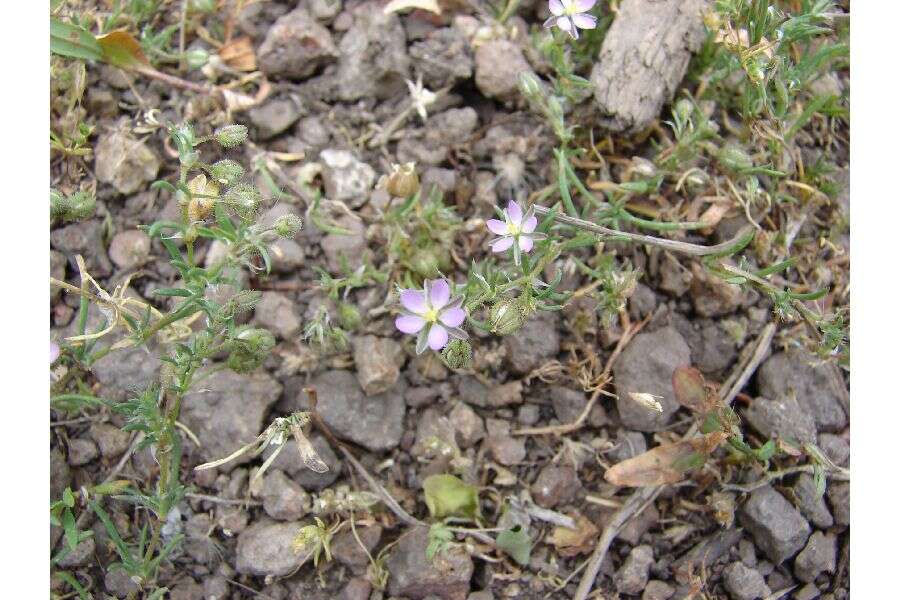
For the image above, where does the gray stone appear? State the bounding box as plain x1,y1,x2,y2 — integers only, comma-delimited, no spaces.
722,561,771,600
296,115,331,148
258,8,337,80
321,214,368,272
203,575,230,600
629,283,658,319
94,128,160,194
236,520,310,577
818,433,849,467
67,438,99,466
619,502,659,546
742,395,818,445
352,335,404,395
409,28,473,89
313,370,405,452
643,580,675,600
412,408,458,458
613,326,691,431
51,249,66,302
757,350,847,431
517,404,540,425
387,526,473,600
550,386,587,423
261,469,310,521
89,423,131,458
531,464,580,508
51,447,71,502
269,238,305,273
791,473,834,529
184,513,215,564
108,229,151,270
449,402,484,448
338,577,371,600
264,434,341,491
249,97,304,139
794,531,837,583
320,149,376,207
181,369,283,470
105,568,140,598
826,482,849,527
739,486,811,564
332,523,382,573
253,291,301,339
485,418,526,465
427,108,479,147
690,263,743,317
474,40,533,101
793,583,821,600
504,311,560,375
336,4,410,102
307,0,341,22
658,253,692,297
615,544,654,595
57,537,95,568
170,580,204,600
51,219,113,278
692,321,738,374
608,430,649,463
91,344,161,401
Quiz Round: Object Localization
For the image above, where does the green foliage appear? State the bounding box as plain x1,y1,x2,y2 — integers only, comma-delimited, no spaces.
496,525,532,566
384,187,461,279
422,474,481,521
425,523,455,562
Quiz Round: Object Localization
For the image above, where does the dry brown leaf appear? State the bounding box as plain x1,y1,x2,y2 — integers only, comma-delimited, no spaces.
604,432,728,487
699,202,731,233
672,366,718,413
219,36,257,72
547,513,599,557
96,30,150,70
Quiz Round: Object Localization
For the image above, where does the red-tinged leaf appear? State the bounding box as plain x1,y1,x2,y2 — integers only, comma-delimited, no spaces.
672,366,718,413
605,432,729,487
96,31,150,70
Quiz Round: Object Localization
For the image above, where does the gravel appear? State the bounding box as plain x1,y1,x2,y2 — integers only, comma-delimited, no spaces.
739,485,811,564
793,531,837,583
386,526,474,600
722,561,772,600
236,520,310,577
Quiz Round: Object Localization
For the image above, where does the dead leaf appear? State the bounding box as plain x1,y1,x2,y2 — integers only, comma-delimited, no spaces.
699,202,731,234
547,513,599,557
384,0,442,15
96,31,150,70
604,432,728,487
219,36,256,72
672,366,718,413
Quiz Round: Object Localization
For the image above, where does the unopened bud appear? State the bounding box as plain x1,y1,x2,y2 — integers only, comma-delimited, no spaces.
209,159,245,187
489,299,527,336
518,72,542,100
337,302,361,331
185,48,209,70
674,98,694,124
223,182,261,220
50,189,95,223
441,339,472,369
631,157,657,178
409,249,441,278
222,290,262,316
214,124,248,148
273,214,303,238
717,144,753,172
385,162,419,198
227,326,276,373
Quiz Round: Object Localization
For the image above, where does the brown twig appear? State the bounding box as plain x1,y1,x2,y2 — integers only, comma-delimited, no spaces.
185,492,262,507
720,323,776,406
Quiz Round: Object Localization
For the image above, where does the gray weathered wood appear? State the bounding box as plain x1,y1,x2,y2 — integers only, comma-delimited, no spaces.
590,0,709,134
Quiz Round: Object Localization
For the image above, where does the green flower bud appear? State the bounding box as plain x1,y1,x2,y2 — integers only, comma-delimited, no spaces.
273,214,303,238
185,48,209,70
227,326,276,373
221,290,262,318
50,188,95,223
408,249,441,278
337,301,361,331
674,98,694,124
716,144,753,173
489,299,527,336
441,339,472,370
180,149,200,169
518,72,542,101
209,159,245,186
223,182,261,220
214,124,248,148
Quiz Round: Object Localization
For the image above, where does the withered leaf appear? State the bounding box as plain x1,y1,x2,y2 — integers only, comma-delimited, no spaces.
96,31,150,70
547,513,599,557
218,36,256,72
605,432,729,487
672,366,718,413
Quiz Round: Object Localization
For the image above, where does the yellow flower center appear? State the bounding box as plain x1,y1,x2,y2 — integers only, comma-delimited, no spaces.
424,308,440,323
506,222,521,236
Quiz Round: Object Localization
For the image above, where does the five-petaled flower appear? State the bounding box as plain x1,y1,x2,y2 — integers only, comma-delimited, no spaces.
486,201,547,265
395,279,468,354
543,0,597,40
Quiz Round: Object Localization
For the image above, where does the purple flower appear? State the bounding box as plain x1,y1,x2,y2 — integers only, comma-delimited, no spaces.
486,201,547,265
543,0,597,40
50,341,60,364
395,279,469,354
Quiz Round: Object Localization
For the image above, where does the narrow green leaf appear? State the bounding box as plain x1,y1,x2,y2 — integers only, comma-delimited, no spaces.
50,18,103,63
62,509,79,551
154,287,193,298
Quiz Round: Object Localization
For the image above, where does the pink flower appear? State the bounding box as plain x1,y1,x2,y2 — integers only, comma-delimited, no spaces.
395,279,469,354
543,0,597,40
50,341,60,364
486,201,547,265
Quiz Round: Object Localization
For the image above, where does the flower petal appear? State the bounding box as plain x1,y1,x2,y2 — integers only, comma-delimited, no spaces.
491,237,514,253
522,215,538,234
572,13,597,29
427,324,449,350
486,219,508,235
556,15,573,32
542,15,559,29
415,328,429,354
446,326,469,341
519,235,534,253
395,314,426,334
549,0,565,16
439,307,466,328
575,0,597,12
400,289,427,314
429,278,451,309
506,201,523,225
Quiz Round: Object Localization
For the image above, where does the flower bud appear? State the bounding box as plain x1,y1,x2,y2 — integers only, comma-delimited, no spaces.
273,214,303,238
337,301,361,331
50,189,95,223
209,159,245,187
180,149,200,169
222,290,262,317
223,182,261,220
184,225,198,244
674,98,694,124
716,144,753,173
385,162,420,198
227,326,275,373
441,339,472,369
214,124,248,148
489,299,527,336
631,157,657,179
408,249,441,278
518,72,542,101
185,48,209,70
